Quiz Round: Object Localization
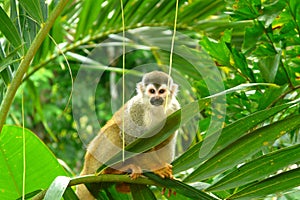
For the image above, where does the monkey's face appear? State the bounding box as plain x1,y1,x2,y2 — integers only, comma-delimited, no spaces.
145,84,169,107
136,71,178,107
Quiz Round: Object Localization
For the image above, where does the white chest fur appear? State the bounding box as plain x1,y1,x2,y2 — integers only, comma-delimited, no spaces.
121,96,174,144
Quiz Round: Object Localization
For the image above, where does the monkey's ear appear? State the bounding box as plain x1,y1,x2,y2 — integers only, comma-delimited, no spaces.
171,83,179,96
137,82,144,94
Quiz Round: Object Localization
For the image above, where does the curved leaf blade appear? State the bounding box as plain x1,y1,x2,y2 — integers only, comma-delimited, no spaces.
131,184,156,200
207,144,300,191
19,0,44,23
16,190,42,200
144,172,217,200
184,114,300,182
228,167,300,200
63,187,79,200
44,176,70,200
75,0,102,40
0,7,22,48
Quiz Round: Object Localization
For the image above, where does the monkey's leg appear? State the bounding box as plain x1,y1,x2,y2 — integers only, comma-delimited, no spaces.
126,150,173,179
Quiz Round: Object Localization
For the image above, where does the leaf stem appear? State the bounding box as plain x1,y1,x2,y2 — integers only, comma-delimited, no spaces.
69,174,157,186
32,174,158,200
0,0,70,133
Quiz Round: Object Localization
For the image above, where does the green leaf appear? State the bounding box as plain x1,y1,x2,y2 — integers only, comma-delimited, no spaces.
242,22,264,52
0,45,23,74
207,144,300,191
0,6,22,48
131,184,156,200
200,32,231,66
75,0,103,40
179,0,225,23
257,52,281,83
45,176,70,200
289,0,300,29
16,190,42,200
258,84,289,109
231,47,254,82
0,45,23,86
258,0,286,27
229,0,261,20
0,125,67,199
63,187,79,200
228,167,300,200
184,114,300,182
173,102,294,174
144,173,217,200
19,0,44,23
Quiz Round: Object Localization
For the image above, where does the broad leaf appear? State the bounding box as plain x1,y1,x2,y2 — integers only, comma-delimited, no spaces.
0,125,67,200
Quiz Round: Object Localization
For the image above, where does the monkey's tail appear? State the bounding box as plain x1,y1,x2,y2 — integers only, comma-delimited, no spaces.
116,183,131,193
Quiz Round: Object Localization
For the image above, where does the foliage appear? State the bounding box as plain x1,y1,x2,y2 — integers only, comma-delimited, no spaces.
0,0,299,199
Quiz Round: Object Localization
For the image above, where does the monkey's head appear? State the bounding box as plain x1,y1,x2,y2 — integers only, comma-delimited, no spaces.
137,71,178,107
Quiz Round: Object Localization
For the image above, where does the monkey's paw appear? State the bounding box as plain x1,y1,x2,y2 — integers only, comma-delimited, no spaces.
119,164,142,179
153,163,173,179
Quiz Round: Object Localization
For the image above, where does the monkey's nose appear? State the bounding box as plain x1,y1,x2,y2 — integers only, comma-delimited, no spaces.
150,97,164,106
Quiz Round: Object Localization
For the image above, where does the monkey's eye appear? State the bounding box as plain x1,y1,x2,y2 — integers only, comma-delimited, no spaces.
159,89,165,94
149,89,155,94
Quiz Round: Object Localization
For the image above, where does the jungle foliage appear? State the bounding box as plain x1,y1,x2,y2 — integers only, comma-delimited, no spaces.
0,0,300,199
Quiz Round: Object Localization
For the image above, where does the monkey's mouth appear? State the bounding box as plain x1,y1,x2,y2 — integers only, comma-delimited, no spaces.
150,97,164,106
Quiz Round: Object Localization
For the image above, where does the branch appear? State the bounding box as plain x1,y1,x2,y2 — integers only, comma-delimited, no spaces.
0,0,71,133
32,174,158,200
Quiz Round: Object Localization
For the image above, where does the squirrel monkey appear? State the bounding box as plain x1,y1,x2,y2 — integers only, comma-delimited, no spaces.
77,71,180,199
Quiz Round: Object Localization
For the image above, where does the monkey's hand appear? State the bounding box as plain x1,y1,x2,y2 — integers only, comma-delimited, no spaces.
153,163,173,179
118,163,143,179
